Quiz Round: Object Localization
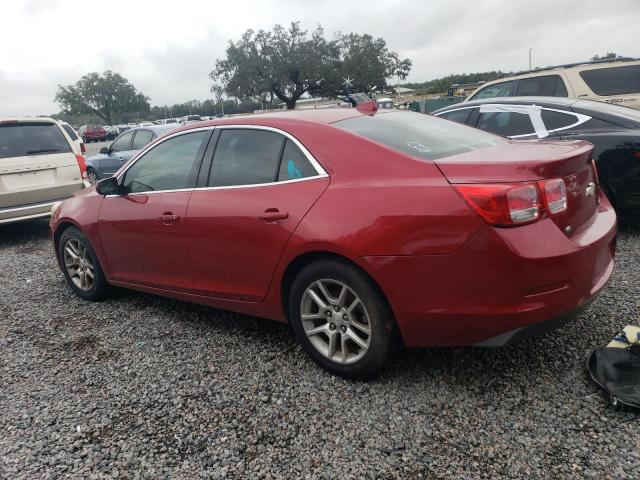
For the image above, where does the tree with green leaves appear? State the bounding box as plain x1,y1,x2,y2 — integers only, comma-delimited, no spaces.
333,33,412,96
211,22,412,109
55,71,150,124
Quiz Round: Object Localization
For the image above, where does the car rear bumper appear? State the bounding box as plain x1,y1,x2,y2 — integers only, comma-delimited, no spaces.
359,197,617,348
0,195,79,224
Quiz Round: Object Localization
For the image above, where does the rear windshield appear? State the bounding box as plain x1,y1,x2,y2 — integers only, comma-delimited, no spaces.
186,115,201,121
579,65,640,96
333,111,503,160
0,122,72,159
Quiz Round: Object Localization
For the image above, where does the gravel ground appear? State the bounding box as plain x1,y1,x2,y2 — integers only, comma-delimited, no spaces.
1,219,639,479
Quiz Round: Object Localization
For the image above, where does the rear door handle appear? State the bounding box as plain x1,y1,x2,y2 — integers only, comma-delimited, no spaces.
259,208,289,222
159,212,180,224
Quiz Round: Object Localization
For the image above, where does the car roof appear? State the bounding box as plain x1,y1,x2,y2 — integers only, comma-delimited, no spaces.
438,97,580,111
128,124,177,134
0,117,57,123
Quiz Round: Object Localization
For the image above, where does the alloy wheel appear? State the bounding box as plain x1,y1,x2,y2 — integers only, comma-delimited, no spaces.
300,279,372,364
87,170,98,185
63,238,95,291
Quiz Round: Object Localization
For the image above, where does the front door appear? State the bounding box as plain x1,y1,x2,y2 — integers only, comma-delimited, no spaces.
187,128,329,301
98,130,210,291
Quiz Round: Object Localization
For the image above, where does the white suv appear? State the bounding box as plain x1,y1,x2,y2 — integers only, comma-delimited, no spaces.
0,118,86,224
466,59,640,110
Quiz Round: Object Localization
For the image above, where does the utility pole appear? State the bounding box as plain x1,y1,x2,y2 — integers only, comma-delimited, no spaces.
529,48,532,70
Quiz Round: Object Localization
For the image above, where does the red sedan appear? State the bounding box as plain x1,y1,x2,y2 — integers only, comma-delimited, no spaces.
51,105,616,378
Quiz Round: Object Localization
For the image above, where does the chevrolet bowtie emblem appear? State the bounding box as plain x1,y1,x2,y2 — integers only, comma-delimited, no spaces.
585,182,595,198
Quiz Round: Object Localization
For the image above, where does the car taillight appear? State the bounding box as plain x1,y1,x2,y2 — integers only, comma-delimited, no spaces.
454,183,540,227
539,178,567,214
591,159,599,184
80,142,86,154
75,154,87,180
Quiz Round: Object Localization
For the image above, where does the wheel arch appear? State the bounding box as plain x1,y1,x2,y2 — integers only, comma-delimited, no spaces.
279,250,398,332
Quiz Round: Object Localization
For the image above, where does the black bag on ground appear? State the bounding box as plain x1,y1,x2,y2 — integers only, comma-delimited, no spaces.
587,344,640,409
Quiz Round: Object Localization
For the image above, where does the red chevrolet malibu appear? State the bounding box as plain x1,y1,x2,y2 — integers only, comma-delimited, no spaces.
50,105,616,378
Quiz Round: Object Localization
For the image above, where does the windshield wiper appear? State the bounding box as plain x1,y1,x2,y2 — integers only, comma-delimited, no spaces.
25,148,61,155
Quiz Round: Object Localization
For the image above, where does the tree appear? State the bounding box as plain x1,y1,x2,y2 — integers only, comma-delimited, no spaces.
212,83,226,114
591,52,617,61
55,71,150,124
211,22,341,109
330,33,412,96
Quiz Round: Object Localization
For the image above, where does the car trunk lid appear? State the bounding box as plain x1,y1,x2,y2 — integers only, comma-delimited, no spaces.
435,140,599,236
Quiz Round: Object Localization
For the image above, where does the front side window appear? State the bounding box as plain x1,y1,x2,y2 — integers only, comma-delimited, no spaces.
476,111,535,137
110,131,134,152
334,111,502,160
123,131,207,193
209,129,285,187
132,130,154,150
0,123,72,159
472,80,515,100
580,65,640,96
515,75,568,97
436,108,473,124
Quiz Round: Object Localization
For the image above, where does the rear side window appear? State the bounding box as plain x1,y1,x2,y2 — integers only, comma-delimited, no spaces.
61,124,79,141
209,129,285,187
334,111,502,160
472,80,515,100
515,75,568,97
579,65,640,96
476,112,535,137
540,109,579,130
123,131,207,193
277,140,317,181
436,108,473,124
0,123,72,159
132,130,154,150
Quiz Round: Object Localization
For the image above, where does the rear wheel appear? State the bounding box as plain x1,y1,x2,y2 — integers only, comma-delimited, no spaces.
288,260,399,379
58,227,110,301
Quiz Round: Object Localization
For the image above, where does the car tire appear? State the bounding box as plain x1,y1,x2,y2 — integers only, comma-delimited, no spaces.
288,259,400,379
86,169,100,185
58,227,110,301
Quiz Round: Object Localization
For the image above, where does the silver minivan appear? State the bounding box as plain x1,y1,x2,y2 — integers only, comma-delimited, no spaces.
0,118,85,224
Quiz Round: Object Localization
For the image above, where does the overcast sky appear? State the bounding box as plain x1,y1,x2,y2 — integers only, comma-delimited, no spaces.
1,0,639,116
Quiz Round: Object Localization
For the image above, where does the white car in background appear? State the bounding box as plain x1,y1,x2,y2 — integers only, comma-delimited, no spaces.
0,118,86,224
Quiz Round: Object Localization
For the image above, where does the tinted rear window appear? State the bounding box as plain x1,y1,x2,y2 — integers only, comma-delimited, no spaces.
334,111,502,160
579,65,640,96
0,123,72,159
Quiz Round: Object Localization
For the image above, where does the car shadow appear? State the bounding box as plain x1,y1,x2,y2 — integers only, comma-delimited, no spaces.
0,218,51,248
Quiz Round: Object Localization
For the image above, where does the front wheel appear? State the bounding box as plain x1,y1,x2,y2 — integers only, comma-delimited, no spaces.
288,260,399,379
86,169,100,185
58,227,110,301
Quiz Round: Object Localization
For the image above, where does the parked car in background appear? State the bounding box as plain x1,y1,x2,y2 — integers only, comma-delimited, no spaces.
138,121,155,127
51,107,615,378
57,121,85,155
466,58,640,109
114,125,132,136
433,96,640,216
156,118,178,125
104,126,118,141
78,124,107,143
1,118,86,224
84,125,177,184
178,115,202,125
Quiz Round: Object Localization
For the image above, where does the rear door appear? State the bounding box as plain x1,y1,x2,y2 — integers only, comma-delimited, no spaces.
186,127,329,301
0,121,82,209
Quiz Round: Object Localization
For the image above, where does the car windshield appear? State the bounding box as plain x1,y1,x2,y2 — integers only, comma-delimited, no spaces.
0,122,72,158
333,111,503,160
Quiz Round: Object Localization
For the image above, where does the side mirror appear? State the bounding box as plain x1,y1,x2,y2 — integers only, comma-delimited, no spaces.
96,176,127,196
99,147,110,154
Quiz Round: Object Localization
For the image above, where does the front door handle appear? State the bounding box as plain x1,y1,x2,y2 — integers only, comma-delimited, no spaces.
259,208,289,222
159,212,180,224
